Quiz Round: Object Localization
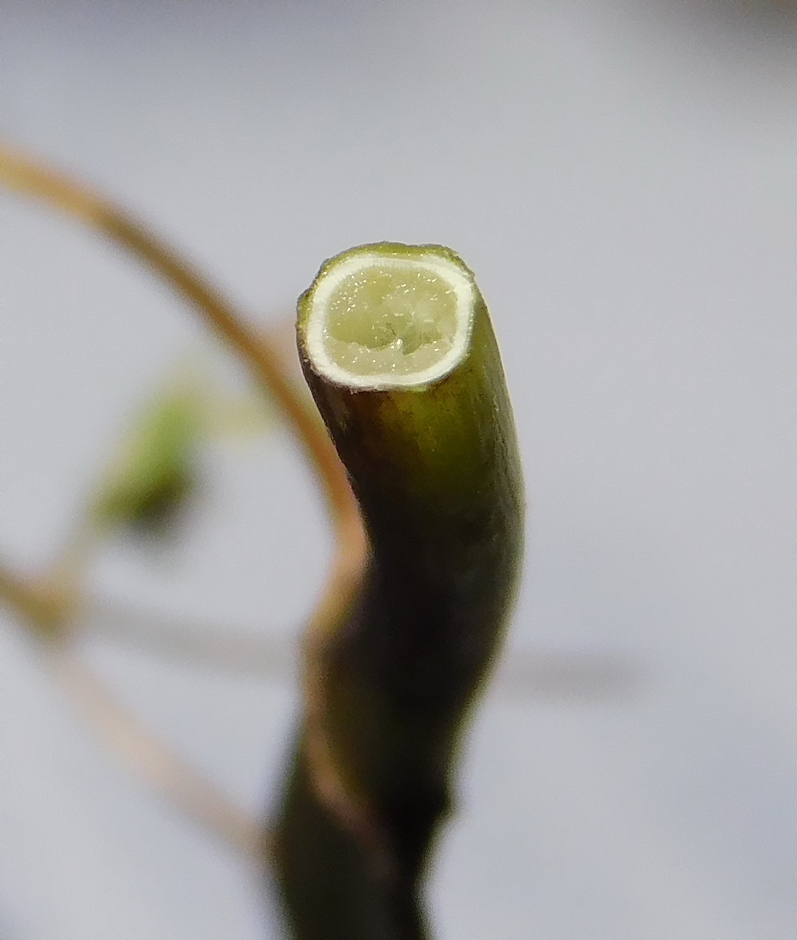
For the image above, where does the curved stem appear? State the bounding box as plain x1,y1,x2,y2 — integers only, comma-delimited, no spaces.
0,141,361,541
50,647,262,861
0,557,68,636
0,568,262,858
0,141,368,856
274,243,525,940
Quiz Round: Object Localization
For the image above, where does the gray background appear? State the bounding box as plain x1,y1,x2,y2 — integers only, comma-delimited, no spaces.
0,1,795,938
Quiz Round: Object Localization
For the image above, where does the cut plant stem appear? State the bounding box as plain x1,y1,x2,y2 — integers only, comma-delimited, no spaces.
272,243,524,940
304,248,475,387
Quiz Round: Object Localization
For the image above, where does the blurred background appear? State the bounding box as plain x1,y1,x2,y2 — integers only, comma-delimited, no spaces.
0,1,795,937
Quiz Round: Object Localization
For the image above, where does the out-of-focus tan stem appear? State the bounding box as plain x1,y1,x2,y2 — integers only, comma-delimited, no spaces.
0,142,360,538
51,649,262,860
0,139,369,701
0,565,261,857
0,141,368,858
0,558,69,637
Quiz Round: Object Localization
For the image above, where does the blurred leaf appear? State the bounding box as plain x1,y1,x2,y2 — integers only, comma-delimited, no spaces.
94,381,205,537
92,344,280,542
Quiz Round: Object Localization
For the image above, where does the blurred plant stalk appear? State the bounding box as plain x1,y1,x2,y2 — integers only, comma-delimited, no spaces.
0,140,365,866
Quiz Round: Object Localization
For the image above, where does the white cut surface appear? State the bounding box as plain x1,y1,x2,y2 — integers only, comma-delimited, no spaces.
306,253,474,388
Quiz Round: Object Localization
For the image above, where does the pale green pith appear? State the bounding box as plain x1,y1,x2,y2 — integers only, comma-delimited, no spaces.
321,264,459,377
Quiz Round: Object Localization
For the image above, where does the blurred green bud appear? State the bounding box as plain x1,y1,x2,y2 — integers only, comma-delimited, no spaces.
95,383,204,537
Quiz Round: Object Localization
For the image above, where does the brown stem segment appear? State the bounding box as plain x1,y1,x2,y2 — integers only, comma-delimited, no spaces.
272,244,524,940
0,142,355,532
0,142,368,860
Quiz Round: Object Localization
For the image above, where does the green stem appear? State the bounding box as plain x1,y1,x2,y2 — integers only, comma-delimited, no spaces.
272,243,524,940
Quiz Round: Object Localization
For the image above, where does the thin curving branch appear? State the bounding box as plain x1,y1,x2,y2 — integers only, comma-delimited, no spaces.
0,566,262,858
0,557,70,638
0,141,367,858
0,141,368,735
51,647,262,859
0,142,360,537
